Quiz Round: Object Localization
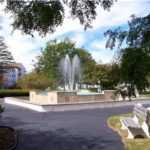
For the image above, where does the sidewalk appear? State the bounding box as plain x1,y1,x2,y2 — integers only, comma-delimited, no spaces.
95,98,150,109
1,98,150,150
3,96,150,112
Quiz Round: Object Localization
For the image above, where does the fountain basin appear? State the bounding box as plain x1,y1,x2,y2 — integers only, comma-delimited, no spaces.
4,96,120,112
30,90,116,105
4,90,118,112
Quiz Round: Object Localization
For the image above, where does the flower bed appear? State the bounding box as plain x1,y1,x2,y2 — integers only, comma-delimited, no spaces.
0,126,17,150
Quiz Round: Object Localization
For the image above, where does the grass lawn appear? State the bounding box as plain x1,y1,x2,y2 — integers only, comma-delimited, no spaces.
140,91,150,98
107,114,150,150
140,94,150,98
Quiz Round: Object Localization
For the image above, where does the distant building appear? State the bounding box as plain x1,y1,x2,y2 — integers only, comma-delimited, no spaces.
1,63,26,88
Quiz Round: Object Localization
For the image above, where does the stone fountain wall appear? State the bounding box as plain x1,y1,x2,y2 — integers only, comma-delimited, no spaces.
30,90,117,105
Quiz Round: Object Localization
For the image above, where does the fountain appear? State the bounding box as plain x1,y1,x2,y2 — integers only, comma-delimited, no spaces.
59,54,81,91
4,55,118,112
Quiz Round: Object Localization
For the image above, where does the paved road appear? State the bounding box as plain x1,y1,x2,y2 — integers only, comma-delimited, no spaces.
0,102,150,150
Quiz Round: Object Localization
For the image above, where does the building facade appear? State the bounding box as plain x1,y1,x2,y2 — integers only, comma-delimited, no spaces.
1,63,26,88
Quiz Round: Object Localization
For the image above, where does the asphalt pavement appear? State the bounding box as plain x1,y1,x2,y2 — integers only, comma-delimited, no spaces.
0,100,150,150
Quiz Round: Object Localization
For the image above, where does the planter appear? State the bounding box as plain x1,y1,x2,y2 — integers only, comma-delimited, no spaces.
0,126,18,150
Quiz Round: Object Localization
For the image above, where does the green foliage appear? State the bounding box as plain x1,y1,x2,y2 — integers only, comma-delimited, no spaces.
0,105,4,114
140,91,150,98
0,37,14,74
34,39,76,79
5,0,116,36
108,63,121,87
16,72,57,90
74,48,96,84
120,47,150,90
6,0,64,36
104,14,150,49
91,64,109,88
0,90,29,97
90,63,121,89
34,39,96,85
105,13,150,91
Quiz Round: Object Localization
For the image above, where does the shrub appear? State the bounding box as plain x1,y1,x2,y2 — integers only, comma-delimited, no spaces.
0,105,4,114
16,72,58,90
0,90,29,98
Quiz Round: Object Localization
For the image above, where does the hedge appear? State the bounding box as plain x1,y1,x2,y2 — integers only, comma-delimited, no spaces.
0,105,4,114
0,90,29,98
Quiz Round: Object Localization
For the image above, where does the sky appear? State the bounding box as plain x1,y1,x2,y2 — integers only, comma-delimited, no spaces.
0,0,150,72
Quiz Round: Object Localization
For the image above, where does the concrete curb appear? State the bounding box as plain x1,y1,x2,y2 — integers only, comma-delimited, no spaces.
4,97,150,112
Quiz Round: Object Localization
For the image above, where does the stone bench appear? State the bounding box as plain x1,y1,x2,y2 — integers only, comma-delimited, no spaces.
120,103,150,139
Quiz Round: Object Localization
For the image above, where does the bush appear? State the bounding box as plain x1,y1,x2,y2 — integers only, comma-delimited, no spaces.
0,105,4,114
0,90,29,98
16,72,58,90
140,91,150,98
141,91,150,95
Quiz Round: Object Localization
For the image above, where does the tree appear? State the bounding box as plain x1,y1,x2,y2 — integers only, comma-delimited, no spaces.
4,0,116,36
34,38,96,85
16,72,57,90
0,37,14,74
104,13,150,91
120,47,150,91
107,63,121,88
73,48,96,84
0,104,4,114
91,64,108,85
104,13,150,50
34,38,76,79
91,63,120,89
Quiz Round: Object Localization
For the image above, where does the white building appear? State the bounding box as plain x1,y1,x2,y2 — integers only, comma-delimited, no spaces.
2,63,26,88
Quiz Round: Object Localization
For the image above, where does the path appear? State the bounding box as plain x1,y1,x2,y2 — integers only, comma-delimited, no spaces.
0,100,150,150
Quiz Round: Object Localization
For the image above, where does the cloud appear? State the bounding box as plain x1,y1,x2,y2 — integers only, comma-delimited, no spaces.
0,0,149,71
90,40,107,51
88,0,150,64
91,50,116,64
92,0,150,29
0,2,84,70
89,39,117,64
71,33,85,47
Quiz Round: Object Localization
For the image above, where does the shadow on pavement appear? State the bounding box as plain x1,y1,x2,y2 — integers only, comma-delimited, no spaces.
16,128,115,150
